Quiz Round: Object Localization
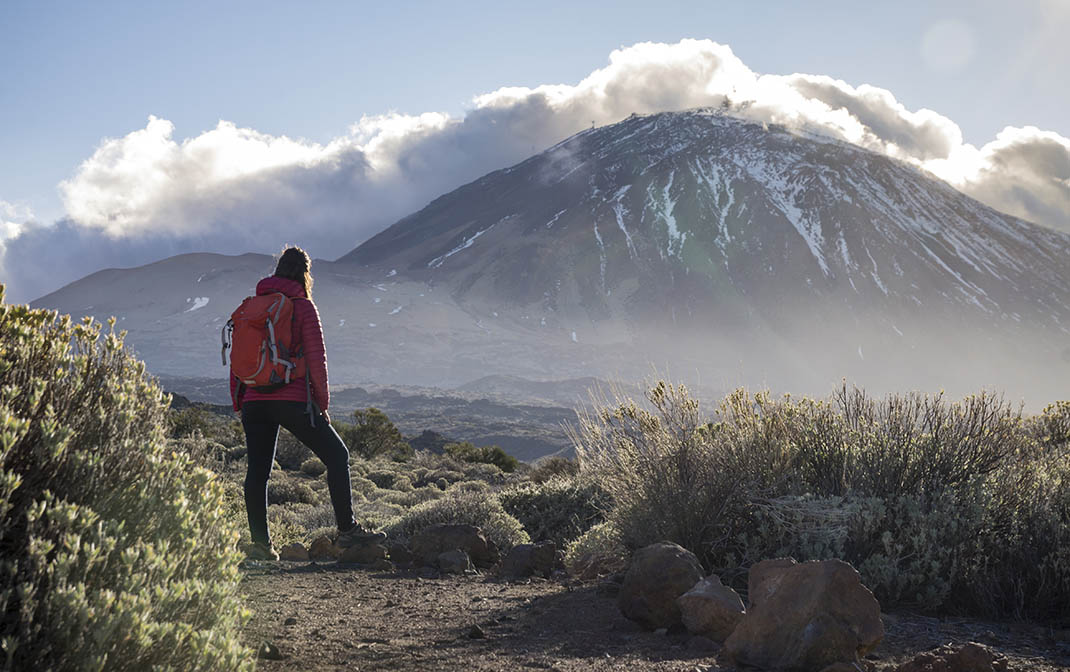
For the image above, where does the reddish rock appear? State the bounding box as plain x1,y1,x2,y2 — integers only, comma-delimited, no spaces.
308,535,340,561
725,558,883,672
279,542,310,562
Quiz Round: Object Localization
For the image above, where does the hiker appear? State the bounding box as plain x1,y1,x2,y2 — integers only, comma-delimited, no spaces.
228,246,384,560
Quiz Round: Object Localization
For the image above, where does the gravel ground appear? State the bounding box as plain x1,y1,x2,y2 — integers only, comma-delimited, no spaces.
241,561,1070,671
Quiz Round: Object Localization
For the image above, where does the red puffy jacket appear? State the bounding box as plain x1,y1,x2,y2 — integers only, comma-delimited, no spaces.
230,276,331,413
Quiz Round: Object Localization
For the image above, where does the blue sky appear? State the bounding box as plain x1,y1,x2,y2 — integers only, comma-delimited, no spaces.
1,0,1068,301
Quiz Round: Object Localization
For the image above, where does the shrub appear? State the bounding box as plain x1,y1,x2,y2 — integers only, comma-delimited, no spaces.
564,521,627,577
499,477,608,547
0,298,252,670
387,491,529,551
267,478,317,505
300,457,327,476
444,441,518,473
335,408,412,460
274,429,313,470
528,456,580,483
575,380,1070,620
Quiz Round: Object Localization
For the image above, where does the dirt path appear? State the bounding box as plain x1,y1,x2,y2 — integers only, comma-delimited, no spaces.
241,561,1070,671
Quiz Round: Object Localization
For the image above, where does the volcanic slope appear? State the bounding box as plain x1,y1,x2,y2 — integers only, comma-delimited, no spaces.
341,109,1070,399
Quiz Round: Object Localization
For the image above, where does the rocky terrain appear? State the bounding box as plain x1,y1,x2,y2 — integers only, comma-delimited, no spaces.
240,538,1070,672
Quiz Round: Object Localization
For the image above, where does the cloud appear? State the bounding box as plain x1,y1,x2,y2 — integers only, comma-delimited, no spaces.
4,38,1069,303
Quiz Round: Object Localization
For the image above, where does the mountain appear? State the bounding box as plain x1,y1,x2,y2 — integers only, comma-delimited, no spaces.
31,110,1070,404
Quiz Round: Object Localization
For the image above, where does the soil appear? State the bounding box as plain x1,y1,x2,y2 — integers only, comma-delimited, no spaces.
241,561,1070,671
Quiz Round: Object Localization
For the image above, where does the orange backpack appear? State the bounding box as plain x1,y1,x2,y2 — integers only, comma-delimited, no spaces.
221,293,307,390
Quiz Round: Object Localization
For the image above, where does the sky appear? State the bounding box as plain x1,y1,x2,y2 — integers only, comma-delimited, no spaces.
1,0,1068,303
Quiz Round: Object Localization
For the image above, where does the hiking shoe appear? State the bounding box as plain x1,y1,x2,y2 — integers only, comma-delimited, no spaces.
245,541,280,561
337,524,386,547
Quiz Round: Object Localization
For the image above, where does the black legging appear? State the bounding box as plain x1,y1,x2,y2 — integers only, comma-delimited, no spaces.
241,400,355,545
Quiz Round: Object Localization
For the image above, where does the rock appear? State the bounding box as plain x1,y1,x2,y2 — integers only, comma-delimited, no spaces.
438,549,474,574
686,635,719,653
725,558,883,672
618,542,704,630
257,641,284,660
372,558,395,571
676,575,745,642
278,542,310,562
894,642,1009,672
502,541,557,578
468,624,486,639
308,535,340,561
338,543,388,564
411,524,498,567
388,542,414,564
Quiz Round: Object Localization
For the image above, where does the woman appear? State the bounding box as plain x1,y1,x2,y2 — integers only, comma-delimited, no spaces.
231,246,384,560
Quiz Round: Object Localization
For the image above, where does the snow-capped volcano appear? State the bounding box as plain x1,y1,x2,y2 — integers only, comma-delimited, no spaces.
32,110,1070,404
343,109,1070,331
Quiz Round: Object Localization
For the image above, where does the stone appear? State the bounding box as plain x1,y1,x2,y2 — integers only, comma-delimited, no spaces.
438,549,474,574
617,542,704,630
725,558,883,672
411,524,498,567
257,641,284,660
308,535,340,561
338,542,388,564
372,558,395,571
279,542,310,562
676,575,745,643
893,642,1009,672
686,635,719,653
387,542,415,564
502,541,557,579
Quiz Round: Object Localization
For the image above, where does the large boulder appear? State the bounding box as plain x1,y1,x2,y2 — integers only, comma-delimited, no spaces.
502,541,557,579
410,524,499,568
725,558,884,672
676,575,745,642
618,542,704,630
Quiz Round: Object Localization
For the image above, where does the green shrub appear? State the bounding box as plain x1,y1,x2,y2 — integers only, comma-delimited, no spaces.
0,298,252,670
387,491,529,551
274,429,313,470
300,457,327,476
499,477,608,548
444,441,518,473
528,456,580,483
564,521,627,576
334,408,412,460
575,380,1070,620
267,478,317,505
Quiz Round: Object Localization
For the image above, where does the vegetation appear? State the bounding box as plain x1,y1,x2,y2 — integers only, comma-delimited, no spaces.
444,441,519,473
0,293,253,670
574,381,1070,621
334,407,413,460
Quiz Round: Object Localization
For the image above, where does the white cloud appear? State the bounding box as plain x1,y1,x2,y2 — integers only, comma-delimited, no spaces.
3,38,1069,303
